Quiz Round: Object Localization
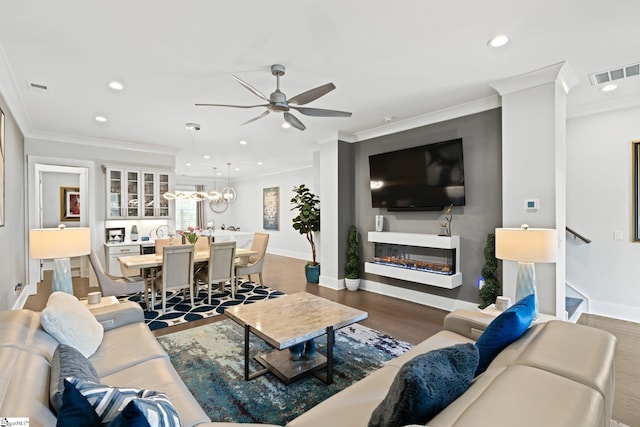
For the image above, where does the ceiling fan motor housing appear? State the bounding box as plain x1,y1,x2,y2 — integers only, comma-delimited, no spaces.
269,90,288,111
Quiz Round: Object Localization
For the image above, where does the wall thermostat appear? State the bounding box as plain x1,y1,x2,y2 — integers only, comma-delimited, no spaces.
524,199,539,210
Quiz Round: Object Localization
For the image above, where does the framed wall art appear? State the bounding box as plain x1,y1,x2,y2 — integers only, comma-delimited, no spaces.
263,186,279,230
60,186,80,222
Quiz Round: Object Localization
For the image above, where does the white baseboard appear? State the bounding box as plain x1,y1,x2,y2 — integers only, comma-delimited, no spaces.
266,248,310,261
319,276,343,290
359,279,479,312
590,299,640,323
12,281,37,310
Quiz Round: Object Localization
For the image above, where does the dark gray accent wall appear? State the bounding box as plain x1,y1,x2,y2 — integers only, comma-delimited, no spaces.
337,141,356,277
352,108,502,305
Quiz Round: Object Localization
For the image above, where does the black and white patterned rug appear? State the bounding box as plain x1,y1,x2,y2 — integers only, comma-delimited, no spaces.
118,281,284,331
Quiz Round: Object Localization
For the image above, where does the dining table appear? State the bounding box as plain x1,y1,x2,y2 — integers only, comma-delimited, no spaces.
118,247,257,310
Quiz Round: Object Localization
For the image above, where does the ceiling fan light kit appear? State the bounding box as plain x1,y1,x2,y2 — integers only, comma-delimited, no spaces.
196,64,352,131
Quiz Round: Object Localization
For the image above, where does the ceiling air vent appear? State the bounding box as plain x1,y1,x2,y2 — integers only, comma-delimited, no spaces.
27,81,48,92
590,63,640,86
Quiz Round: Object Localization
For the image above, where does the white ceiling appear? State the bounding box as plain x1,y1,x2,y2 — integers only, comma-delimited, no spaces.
1,0,639,180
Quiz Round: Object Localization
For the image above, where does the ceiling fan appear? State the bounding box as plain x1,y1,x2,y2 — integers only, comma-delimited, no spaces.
196,64,352,131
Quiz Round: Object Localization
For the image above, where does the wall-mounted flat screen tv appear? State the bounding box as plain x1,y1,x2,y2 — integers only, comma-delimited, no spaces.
369,138,465,211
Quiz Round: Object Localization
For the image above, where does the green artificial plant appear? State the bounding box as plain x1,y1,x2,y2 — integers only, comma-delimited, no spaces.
345,225,360,279
290,184,321,265
478,232,501,309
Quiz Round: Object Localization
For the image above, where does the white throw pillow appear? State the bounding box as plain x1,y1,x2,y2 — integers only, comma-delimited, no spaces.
41,292,104,358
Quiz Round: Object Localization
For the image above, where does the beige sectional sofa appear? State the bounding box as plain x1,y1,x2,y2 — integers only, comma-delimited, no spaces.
289,310,617,427
0,301,616,427
0,302,274,427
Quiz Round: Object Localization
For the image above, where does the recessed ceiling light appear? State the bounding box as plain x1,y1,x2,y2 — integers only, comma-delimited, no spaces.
239,140,248,145
185,162,192,167
487,34,509,48
234,167,240,172
282,122,291,129
217,172,222,176
95,115,107,123
185,122,201,131
601,83,618,92
107,81,124,91
257,161,263,166
203,155,211,160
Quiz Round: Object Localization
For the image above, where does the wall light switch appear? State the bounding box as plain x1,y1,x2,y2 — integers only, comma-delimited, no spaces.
614,230,623,241
524,199,539,210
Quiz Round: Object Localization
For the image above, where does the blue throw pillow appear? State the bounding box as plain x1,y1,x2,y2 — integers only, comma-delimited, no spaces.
108,395,182,427
369,343,479,427
67,377,182,427
56,379,101,427
475,293,535,375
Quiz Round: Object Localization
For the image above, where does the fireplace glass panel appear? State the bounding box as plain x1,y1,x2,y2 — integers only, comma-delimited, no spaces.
373,242,455,275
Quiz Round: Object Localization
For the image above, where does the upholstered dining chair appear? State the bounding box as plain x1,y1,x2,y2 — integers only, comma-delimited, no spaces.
88,250,146,297
153,244,195,314
194,235,210,252
194,241,236,303
235,232,269,289
154,237,183,255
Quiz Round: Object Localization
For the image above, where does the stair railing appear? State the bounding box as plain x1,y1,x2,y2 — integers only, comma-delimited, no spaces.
566,226,591,244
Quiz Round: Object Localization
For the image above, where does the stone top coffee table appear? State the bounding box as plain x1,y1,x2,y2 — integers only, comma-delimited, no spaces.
225,291,368,385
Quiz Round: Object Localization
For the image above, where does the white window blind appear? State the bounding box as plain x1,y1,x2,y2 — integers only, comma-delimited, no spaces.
175,193,197,231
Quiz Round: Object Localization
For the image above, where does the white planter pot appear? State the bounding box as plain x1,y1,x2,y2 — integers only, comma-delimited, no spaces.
345,278,360,291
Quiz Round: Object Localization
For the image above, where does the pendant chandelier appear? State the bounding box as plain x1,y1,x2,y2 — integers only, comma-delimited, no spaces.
208,167,228,213
222,162,237,203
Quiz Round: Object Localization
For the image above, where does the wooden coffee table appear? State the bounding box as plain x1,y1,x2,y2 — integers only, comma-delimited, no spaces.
225,292,368,385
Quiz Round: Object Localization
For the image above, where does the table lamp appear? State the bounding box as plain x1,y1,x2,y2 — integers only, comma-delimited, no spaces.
29,225,91,294
495,225,558,319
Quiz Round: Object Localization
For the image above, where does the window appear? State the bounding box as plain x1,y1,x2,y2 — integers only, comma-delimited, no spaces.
175,193,197,231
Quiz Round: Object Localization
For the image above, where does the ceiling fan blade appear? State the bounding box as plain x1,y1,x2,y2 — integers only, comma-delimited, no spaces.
284,112,306,131
290,105,352,118
231,75,269,101
288,82,336,105
195,103,267,108
241,110,270,126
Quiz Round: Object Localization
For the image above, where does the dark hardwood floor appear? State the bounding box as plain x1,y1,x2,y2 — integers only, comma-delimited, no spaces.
25,253,448,345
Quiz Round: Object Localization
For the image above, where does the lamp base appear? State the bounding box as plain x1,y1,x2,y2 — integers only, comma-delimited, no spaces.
53,257,74,295
516,262,539,319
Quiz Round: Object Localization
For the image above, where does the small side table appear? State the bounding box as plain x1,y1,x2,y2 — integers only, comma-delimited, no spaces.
80,295,120,309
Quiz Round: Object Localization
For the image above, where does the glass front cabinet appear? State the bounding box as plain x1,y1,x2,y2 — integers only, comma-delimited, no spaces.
142,172,170,218
105,166,172,219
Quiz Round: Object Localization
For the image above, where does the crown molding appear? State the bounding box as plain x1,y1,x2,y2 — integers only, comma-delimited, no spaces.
347,95,501,143
490,61,579,96
26,130,179,155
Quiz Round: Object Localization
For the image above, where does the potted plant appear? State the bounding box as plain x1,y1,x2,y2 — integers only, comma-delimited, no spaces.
478,232,501,309
290,184,321,283
345,225,361,291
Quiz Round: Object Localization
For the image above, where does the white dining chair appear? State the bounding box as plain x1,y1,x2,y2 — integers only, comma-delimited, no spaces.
194,241,237,302
154,237,183,255
153,244,195,314
88,250,146,297
235,232,269,289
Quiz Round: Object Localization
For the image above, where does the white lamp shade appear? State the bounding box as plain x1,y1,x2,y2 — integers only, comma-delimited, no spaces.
495,227,558,263
29,227,91,259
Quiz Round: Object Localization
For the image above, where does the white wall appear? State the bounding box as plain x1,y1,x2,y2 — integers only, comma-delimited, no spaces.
183,167,318,261
0,94,26,310
567,105,640,322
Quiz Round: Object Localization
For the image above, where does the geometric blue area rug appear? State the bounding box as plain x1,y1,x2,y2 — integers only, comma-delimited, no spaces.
157,319,412,425
118,280,284,331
